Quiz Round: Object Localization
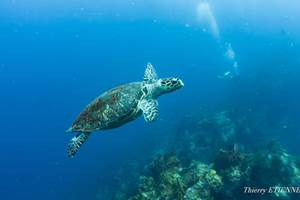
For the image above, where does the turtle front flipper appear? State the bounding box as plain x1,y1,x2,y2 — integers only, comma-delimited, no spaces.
144,63,158,83
67,132,91,157
139,99,159,122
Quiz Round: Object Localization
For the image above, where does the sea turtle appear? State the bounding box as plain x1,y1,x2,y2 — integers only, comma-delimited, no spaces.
66,63,184,157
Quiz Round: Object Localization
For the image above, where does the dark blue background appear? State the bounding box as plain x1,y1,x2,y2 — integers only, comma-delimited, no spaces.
0,1,300,199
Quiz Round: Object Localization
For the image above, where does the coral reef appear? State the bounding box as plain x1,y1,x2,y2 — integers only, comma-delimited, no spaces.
183,161,223,200
129,176,157,200
171,111,242,163
129,154,223,200
127,142,300,200
247,142,300,200
213,141,300,200
129,153,186,200
99,110,300,200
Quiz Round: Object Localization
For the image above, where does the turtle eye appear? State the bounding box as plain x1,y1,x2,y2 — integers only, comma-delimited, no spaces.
142,87,148,94
171,80,177,84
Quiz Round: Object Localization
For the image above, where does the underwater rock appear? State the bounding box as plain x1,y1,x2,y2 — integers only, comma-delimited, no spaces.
129,154,223,200
148,153,181,178
249,144,300,200
212,146,255,199
128,176,157,200
124,142,300,200
184,182,212,200
108,107,300,200
183,161,223,200
129,153,186,200
214,144,246,170
213,111,236,143
212,142,300,200
214,144,252,189
159,171,186,199
183,161,222,190
249,141,300,187
172,111,239,163
194,111,237,147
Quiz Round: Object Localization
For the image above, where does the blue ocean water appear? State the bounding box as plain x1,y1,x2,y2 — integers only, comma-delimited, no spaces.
1,1,300,199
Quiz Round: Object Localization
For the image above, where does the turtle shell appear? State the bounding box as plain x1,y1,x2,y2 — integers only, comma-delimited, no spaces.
69,82,144,132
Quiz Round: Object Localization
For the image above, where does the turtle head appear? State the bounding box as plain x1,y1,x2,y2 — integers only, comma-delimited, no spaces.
155,77,184,97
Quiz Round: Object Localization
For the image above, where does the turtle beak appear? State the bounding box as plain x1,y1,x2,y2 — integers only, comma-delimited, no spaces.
178,79,184,87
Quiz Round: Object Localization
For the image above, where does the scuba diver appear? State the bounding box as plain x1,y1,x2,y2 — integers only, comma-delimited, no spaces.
218,43,240,80
218,61,240,80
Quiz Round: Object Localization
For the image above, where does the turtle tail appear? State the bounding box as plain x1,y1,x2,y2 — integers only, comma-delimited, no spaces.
67,132,91,157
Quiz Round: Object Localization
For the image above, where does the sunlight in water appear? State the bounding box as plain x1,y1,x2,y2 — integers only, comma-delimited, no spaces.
197,1,220,40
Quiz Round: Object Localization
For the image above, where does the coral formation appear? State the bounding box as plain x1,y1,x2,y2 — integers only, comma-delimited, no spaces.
183,161,223,200
128,153,223,200
129,153,186,200
127,143,300,200
248,142,300,200
172,111,241,163
100,110,300,200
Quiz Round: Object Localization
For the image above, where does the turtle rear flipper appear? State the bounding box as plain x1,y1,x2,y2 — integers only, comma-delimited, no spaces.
67,132,91,157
